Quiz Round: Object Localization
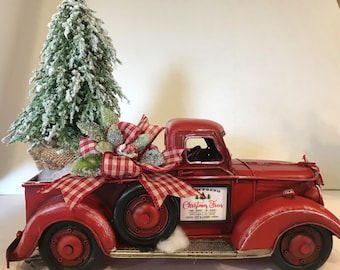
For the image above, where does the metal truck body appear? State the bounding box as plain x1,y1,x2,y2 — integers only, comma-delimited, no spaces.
7,118,340,270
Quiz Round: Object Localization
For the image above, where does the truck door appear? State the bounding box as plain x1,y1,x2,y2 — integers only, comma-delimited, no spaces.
176,135,234,235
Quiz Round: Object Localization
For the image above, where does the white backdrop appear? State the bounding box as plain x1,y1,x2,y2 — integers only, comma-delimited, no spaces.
1,0,340,192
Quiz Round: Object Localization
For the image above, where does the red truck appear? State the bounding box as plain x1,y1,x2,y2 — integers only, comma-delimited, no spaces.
6,118,340,270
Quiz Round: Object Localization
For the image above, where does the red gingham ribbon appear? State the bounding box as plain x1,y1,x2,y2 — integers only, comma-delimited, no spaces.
117,115,164,147
39,174,105,209
79,137,99,156
116,122,141,145
102,152,142,178
163,148,185,165
138,114,164,144
139,173,200,208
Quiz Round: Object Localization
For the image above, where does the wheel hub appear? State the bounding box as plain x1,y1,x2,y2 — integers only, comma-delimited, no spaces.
289,234,316,258
280,226,322,266
133,204,161,229
125,194,169,238
56,235,83,260
50,227,91,267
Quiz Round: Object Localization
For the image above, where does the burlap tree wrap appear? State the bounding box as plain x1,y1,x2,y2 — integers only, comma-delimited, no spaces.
29,145,76,170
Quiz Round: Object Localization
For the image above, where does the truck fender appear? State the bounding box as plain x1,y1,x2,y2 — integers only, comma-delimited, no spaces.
7,199,116,263
231,195,340,251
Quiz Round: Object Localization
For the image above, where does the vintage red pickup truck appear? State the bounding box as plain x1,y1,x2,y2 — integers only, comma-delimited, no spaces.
6,118,340,270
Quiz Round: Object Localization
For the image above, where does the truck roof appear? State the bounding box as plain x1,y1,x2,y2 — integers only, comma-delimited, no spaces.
166,118,225,135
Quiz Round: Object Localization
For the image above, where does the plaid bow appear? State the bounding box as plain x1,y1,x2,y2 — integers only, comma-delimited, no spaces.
39,115,200,208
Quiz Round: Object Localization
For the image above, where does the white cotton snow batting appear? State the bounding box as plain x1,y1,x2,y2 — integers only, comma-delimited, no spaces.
156,226,189,253
38,164,72,182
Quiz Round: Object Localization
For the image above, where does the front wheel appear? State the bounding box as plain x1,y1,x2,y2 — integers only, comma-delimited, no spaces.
39,221,100,270
272,225,333,270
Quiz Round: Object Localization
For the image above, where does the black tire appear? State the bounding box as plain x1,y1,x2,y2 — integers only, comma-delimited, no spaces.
272,225,333,270
113,183,179,248
39,221,100,270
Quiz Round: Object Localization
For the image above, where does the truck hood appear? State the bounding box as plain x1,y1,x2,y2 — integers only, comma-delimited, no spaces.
232,158,322,183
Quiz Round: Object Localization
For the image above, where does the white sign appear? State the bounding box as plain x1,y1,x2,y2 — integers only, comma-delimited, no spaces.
180,187,228,221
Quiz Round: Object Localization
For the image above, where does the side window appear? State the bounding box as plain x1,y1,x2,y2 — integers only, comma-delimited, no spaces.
186,137,222,163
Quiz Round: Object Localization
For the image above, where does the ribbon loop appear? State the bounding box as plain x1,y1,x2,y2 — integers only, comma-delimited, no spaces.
79,137,99,156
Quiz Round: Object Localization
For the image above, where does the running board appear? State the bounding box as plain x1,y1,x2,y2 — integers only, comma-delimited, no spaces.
110,239,271,260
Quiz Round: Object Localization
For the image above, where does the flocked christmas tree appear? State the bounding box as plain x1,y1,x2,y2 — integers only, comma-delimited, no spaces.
2,0,126,160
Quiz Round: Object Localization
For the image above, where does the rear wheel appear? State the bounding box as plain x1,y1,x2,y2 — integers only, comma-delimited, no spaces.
39,221,100,270
272,225,333,270
113,183,179,248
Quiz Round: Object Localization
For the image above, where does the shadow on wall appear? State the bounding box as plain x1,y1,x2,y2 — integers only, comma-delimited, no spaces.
283,113,340,190
146,66,194,148
226,135,270,160
148,66,193,122
0,2,43,179
305,116,340,190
